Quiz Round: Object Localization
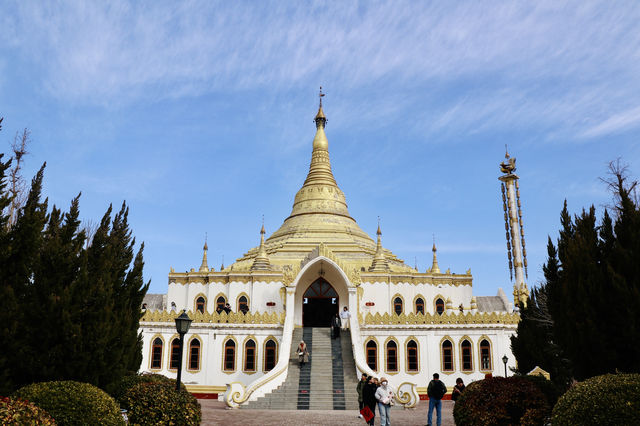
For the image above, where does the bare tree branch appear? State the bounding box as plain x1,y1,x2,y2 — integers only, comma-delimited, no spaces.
7,128,31,227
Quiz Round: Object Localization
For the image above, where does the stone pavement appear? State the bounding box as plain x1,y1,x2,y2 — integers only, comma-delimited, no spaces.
201,400,455,425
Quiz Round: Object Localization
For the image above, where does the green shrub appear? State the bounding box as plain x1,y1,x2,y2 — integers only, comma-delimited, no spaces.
109,373,177,408
14,381,124,426
521,373,565,409
0,396,56,425
552,373,640,426
453,376,549,426
122,381,201,426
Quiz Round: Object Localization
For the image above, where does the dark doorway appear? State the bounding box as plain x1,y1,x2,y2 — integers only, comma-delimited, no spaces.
302,278,338,327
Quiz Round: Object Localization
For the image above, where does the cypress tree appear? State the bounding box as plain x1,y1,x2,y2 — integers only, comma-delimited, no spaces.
0,143,149,393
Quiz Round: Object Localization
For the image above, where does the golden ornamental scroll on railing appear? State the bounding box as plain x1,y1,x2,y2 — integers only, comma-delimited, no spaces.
141,309,285,325
363,311,520,326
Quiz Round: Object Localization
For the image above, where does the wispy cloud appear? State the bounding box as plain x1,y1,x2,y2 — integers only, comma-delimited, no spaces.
581,105,640,138
2,1,640,141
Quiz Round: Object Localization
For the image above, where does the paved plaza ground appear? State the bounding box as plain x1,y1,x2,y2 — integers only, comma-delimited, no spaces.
201,400,455,425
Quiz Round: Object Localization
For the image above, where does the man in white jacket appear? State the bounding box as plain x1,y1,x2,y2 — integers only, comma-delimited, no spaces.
340,306,351,330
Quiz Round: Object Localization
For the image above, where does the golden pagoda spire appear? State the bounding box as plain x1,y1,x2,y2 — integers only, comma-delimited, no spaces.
199,233,210,272
251,219,271,271
431,237,441,274
220,255,225,271
369,218,390,272
263,89,376,252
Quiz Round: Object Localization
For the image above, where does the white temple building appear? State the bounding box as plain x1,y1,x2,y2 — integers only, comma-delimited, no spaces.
139,93,526,409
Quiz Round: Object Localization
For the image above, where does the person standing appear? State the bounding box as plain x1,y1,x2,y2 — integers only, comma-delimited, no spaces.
375,377,394,426
340,306,351,330
427,373,447,426
356,373,367,418
297,341,309,367
332,313,341,339
362,376,378,426
451,377,465,403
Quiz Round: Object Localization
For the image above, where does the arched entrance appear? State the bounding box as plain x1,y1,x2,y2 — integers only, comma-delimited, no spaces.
302,277,338,327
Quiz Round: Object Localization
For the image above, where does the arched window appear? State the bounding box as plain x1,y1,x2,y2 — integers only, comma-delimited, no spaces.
435,298,445,315
188,338,201,371
238,295,249,314
264,339,277,372
415,298,424,314
441,339,454,372
480,339,492,371
244,339,256,372
216,296,226,312
223,339,236,372
406,340,419,372
461,339,473,372
169,337,181,370
386,340,398,372
196,296,206,313
151,337,163,369
393,297,403,315
366,340,377,371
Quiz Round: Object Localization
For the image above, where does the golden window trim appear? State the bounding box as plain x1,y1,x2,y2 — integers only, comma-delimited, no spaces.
236,292,250,313
243,335,258,373
413,294,426,315
391,293,405,316
364,336,380,372
193,293,208,314
440,335,455,374
433,294,446,316
148,334,165,371
213,292,228,312
186,334,203,373
168,333,181,372
405,336,420,375
384,336,400,374
478,334,494,372
459,336,474,374
263,336,279,372
222,336,238,374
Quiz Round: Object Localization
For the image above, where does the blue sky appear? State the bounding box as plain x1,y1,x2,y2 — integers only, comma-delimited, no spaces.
1,1,639,297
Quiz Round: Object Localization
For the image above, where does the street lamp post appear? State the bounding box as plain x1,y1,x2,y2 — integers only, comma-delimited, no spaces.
174,310,193,391
502,355,509,377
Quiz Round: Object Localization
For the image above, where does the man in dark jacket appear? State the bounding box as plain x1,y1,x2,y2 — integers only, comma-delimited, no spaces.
427,373,447,426
362,376,377,426
356,373,367,417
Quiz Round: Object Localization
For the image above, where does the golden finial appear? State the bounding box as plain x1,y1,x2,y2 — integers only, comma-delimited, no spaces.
199,233,209,272
261,215,265,235
431,235,440,274
505,144,509,159
315,86,327,128
377,216,381,236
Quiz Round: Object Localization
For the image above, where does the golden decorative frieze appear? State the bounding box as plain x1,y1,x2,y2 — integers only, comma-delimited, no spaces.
362,311,520,326
282,264,300,286
141,309,283,325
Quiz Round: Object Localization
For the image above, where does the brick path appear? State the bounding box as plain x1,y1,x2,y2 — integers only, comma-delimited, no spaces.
201,400,455,425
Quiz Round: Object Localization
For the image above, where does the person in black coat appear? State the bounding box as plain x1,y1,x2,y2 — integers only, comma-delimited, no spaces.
331,313,341,339
362,376,378,426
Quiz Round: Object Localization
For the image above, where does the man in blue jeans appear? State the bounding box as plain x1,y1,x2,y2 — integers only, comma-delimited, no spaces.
426,373,447,426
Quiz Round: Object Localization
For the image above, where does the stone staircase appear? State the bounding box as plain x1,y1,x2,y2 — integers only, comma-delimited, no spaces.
243,327,360,410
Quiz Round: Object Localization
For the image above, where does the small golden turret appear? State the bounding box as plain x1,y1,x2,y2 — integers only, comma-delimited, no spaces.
369,220,390,272
251,223,272,271
431,242,441,274
199,235,210,272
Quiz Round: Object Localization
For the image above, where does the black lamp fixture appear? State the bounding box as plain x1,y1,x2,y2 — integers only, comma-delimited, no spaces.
174,310,193,391
502,355,509,377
